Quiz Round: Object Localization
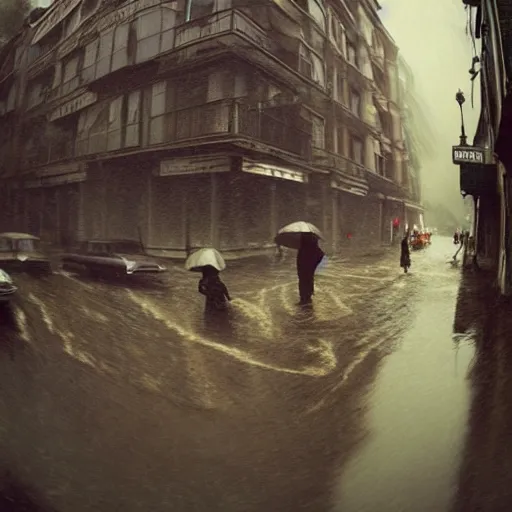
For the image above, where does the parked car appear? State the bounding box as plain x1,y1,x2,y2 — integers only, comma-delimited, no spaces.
0,232,52,275
0,268,17,304
61,239,167,278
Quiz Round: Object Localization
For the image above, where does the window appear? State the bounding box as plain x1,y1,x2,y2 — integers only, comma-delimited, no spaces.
186,0,231,22
125,90,141,148
84,103,109,154
307,0,326,31
80,0,100,19
136,9,161,63
374,138,384,175
350,89,360,116
107,96,123,151
330,13,346,55
359,46,372,79
96,31,114,79
312,114,325,149
335,69,344,103
62,53,81,95
149,81,167,145
299,44,325,87
351,136,363,164
112,24,131,72
347,43,357,67
82,39,98,83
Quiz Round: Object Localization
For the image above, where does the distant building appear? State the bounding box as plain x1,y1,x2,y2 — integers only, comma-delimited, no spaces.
0,0,422,254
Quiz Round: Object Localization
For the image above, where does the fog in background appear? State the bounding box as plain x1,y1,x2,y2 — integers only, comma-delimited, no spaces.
380,0,479,224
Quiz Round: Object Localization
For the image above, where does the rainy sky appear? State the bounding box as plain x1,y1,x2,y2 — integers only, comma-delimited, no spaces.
379,0,480,218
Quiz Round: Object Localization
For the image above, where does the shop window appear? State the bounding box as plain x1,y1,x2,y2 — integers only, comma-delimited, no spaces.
350,89,360,117
351,136,363,164
96,30,114,79
87,104,109,153
112,24,130,72
125,90,141,147
82,38,98,83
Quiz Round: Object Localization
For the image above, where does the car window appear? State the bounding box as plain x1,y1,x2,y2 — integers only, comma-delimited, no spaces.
0,238,12,252
16,239,36,252
111,242,143,254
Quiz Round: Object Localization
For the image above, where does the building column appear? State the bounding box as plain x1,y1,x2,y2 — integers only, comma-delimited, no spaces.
77,182,86,242
23,191,29,233
332,189,339,254
101,166,108,238
146,172,153,248
210,172,219,247
270,181,277,241
55,187,61,246
321,180,329,245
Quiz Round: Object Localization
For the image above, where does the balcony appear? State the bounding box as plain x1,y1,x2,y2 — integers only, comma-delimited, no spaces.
160,9,305,89
312,148,366,180
76,98,311,161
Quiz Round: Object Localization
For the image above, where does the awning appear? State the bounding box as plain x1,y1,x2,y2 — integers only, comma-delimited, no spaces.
404,202,424,212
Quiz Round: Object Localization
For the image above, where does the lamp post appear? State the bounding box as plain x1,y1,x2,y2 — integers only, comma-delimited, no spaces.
456,89,468,146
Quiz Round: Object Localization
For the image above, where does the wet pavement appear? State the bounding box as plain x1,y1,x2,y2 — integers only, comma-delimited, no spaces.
0,236,503,511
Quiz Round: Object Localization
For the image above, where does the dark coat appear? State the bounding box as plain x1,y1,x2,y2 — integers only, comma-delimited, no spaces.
199,268,231,311
400,237,411,268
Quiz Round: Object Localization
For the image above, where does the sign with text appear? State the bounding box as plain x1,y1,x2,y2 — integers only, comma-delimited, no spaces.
158,156,231,176
242,160,307,183
33,0,82,44
452,147,485,164
49,91,97,121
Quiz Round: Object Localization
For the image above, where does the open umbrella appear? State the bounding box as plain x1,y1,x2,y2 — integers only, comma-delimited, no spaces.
274,221,323,250
185,248,226,272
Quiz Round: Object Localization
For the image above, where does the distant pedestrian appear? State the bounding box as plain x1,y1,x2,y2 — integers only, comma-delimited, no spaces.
400,232,411,273
198,266,231,311
297,233,324,305
453,231,460,244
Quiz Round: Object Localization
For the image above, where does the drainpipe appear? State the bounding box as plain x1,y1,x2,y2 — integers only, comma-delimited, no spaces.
473,195,480,269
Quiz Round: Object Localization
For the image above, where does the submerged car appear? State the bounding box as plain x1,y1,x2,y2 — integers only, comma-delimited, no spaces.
0,268,17,303
61,239,167,278
0,232,52,275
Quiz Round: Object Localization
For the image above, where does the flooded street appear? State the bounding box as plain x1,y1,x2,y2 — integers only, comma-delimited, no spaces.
0,236,493,511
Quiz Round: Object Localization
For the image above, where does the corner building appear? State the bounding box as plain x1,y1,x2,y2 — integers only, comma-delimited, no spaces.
0,0,422,254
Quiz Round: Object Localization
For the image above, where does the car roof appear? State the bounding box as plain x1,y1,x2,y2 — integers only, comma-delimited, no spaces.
0,232,40,240
84,239,142,244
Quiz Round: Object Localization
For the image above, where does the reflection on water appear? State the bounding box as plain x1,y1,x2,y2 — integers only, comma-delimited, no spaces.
335,239,476,512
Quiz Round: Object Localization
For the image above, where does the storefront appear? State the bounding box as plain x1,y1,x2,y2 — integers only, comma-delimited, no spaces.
151,155,230,250
23,164,87,246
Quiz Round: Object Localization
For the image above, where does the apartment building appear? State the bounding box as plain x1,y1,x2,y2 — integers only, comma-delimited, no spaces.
0,0,422,253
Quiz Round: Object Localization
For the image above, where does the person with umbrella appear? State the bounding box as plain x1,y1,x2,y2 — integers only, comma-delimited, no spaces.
400,230,411,273
185,248,231,311
275,222,324,306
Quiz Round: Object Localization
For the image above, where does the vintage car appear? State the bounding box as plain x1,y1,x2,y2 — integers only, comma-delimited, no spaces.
0,232,52,275
0,268,17,303
61,239,167,278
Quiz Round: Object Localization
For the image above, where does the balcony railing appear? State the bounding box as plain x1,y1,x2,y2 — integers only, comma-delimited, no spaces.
174,9,272,52
156,99,311,159
312,148,366,179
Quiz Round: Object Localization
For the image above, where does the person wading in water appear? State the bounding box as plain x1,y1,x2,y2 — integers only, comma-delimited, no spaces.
296,233,325,305
400,231,411,273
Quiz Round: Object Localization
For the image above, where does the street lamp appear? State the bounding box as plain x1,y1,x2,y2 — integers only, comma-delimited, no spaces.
456,89,468,146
